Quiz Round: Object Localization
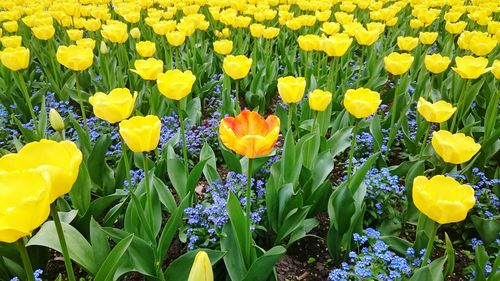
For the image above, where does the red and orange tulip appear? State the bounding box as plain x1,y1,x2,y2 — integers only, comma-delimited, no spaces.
219,110,280,159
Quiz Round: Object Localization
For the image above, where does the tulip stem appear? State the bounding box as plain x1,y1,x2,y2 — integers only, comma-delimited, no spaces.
235,79,241,114
311,111,317,133
347,119,360,185
421,219,439,267
418,123,430,158
74,72,89,134
142,153,155,234
287,103,296,139
51,203,77,281
356,49,365,87
450,80,468,133
17,238,35,281
16,72,37,128
245,158,254,266
121,137,133,191
385,75,401,157
178,101,189,174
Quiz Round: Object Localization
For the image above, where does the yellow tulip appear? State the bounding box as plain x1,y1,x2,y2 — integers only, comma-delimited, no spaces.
397,36,419,51
213,39,233,55
101,22,128,43
131,58,164,81
263,27,280,39
3,21,18,33
366,22,385,35
0,47,29,71
157,69,196,100
0,36,22,48
277,76,306,104
321,22,340,35
130,27,141,39
298,34,321,52
419,32,438,45
177,21,196,36
223,55,252,80
136,41,156,58
119,115,161,153
384,52,414,76
320,33,353,57
100,41,109,54
166,31,186,47
249,23,265,37
76,38,96,50
89,88,137,124
187,251,214,281
32,25,55,40
413,175,475,224
0,170,51,243
445,21,467,34
431,130,481,164
309,89,332,112
49,108,65,131
452,56,490,80
417,98,456,123
84,18,101,31
0,139,83,203
56,45,93,71
343,88,381,119
354,28,379,46
67,29,84,41
469,35,497,56
424,54,451,74
491,60,500,79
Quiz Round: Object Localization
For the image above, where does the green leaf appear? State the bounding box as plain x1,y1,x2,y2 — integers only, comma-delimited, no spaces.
158,194,191,262
94,234,134,281
348,152,379,194
221,222,248,281
69,162,92,215
409,256,446,281
90,217,111,266
167,146,188,198
27,221,97,274
443,233,455,278
164,249,226,280
243,246,286,281
187,158,208,196
327,127,352,158
200,142,220,184
471,216,500,245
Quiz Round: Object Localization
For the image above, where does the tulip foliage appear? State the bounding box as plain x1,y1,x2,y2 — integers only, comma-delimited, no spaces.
0,0,499,281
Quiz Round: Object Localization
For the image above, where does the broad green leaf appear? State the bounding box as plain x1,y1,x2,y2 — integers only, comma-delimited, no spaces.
243,246,286,281
164,249,226,281
94,234,134,281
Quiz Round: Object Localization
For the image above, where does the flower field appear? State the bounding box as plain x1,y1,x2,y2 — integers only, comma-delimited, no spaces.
0,0,499,280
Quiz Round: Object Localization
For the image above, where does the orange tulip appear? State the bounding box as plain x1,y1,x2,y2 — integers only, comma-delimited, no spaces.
219,110,280,159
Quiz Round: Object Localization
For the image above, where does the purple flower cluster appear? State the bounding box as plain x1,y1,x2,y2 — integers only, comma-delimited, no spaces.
329,229,422,281
363,168,405,219
183,171,266,250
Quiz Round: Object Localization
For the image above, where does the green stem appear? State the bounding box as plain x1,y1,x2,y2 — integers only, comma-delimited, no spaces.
235,79,241,114
74,72,89,133
178,100,188,174
450,80,469,132
121,137,133,190
17,239,35,281
421,219,439,267
51,203,76,281
287,103,295,138
17,72,37,127
356,49,365,87
418,123,430,158
385,75,401,157
142,153,154,231
311,111,317,133
245,158,254,266
347,120,360,185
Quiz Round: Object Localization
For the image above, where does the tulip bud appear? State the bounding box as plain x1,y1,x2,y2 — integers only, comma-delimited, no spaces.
130,27,141,39
187,251,214,281
49,108,65,131
100,41,109,54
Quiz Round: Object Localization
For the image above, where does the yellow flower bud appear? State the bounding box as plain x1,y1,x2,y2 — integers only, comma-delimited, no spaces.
0,36,22,48
49,108,65,131
3,21,18,33
166,31,186,47
419,32,438,45
67,29,83,41
309,89,332,112
320,33,352,57
491,60,500,79
130,27,141,39
101,22,128,43
397,36,419,51
100,41,109,54
343,88,381,119
32,25,55,41
431,130,481,164
277,76,306,104
187,251,214,281
413,175,475,224
119,115,161,153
